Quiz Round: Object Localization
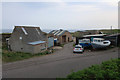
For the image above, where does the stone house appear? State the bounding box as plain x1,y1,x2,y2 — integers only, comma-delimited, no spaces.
49,29,72,45
9,26,53,54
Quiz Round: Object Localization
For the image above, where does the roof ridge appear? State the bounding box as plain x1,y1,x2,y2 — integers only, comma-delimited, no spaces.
15,26,40,28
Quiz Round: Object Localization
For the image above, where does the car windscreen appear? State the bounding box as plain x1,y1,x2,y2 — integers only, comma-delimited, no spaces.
75,46,81,48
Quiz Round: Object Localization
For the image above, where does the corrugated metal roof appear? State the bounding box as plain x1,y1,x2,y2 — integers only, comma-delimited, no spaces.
28,40,46,45
49,30,55,34
58,30,66,36
83,34,106,37
49,30,66,36
54,30,61,35
52,30,58,34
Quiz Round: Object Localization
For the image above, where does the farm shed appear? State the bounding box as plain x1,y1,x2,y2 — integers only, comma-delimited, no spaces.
9,26,48,54
105,33,120,46
49,29,72,45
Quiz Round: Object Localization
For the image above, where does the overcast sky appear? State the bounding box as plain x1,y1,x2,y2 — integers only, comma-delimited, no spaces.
2,0,119,30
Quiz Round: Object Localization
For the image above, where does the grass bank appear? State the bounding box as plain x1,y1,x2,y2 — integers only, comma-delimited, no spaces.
2,44,53,63
57,58,120,80
2,50,52,63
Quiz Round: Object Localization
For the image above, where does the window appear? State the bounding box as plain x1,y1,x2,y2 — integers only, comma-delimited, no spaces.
22,27,28,35
94,40,97,42
19,37,22,40
36,28,40,35
101,40,104,42
75,46,81,48
98,40,101,42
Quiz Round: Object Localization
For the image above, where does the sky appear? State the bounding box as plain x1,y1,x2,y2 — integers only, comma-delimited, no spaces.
1,0,119,30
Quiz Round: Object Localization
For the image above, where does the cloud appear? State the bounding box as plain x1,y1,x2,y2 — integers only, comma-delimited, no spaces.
2,1,118,30
101,0,118,7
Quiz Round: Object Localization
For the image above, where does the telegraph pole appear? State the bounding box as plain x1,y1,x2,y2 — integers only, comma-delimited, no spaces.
111,26,112,34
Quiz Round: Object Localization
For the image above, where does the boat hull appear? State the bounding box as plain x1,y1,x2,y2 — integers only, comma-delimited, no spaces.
91,43,108,49
91,40,111,49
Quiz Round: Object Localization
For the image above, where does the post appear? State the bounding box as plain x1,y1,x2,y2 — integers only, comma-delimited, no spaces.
111,26,112,34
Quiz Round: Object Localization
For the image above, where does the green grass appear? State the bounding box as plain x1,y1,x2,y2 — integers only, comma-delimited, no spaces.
99,29,120,35
0,33,12,35
1,43,54,63
57,58,120,80
66,58,120,80
2,49,52,63
73,29,120,37
60,44,65,47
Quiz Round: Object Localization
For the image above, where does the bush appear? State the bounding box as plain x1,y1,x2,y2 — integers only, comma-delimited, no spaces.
73,44,75,47
66,58,120,80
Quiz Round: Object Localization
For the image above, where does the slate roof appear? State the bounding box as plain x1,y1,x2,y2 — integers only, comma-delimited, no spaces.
14,26,47,43
49,29,67,36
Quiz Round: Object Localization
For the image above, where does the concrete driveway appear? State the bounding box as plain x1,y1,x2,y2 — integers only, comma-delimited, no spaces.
3,42,118,78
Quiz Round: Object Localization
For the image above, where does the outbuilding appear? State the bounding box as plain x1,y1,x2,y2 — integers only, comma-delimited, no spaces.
49,29,72,45
9,26,48,54
105,33,120,46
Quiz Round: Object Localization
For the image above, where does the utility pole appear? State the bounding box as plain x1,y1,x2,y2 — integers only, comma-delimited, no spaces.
111,26,112,34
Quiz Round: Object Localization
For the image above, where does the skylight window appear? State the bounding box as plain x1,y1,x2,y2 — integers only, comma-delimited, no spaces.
54,30,61,35
22,27,28,35
57,30,64,36
36,28,40,35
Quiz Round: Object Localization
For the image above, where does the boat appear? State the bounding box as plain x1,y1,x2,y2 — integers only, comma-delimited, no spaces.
78,34,111,49
79,39,92,48
91,38,111,49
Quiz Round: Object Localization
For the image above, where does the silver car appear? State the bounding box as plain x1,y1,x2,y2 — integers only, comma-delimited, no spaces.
73,45,84,53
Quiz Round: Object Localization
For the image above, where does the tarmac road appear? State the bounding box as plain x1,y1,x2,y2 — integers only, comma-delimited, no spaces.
2,42,118,78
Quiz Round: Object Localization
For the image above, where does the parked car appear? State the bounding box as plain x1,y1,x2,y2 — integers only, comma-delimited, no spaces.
73,45,84,53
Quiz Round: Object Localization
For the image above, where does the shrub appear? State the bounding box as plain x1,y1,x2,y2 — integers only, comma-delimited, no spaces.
73,44,75,47
66,58,120,80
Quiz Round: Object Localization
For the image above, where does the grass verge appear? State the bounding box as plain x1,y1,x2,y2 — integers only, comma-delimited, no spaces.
2,49,52,63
